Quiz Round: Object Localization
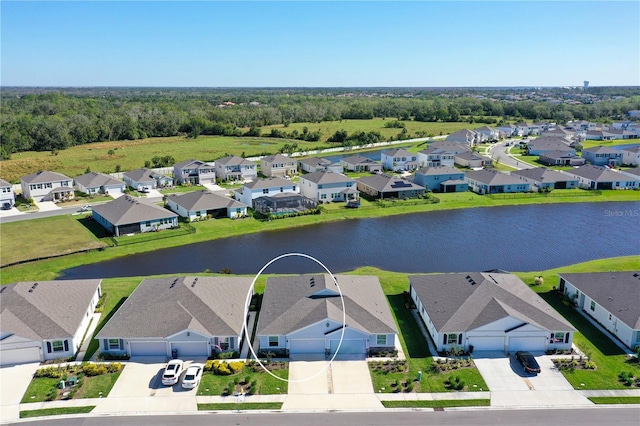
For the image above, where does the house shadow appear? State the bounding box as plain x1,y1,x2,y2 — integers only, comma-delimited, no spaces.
77,216,111,239
387,294,430,359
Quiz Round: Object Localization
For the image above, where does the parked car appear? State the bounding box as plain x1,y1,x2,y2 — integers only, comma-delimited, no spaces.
80,205,92,212
161,359,184,386
515,351,541,374
181,363,204,389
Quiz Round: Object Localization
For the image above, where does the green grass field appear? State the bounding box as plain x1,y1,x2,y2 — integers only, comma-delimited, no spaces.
20,406,95,419
198,402,283,411
381,399,490,408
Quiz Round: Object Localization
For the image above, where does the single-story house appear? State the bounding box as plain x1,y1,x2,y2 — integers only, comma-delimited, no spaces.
454,151,493,169
166,190,249,220
74,172,126,196
381,148,419,171
256,274,398,357
417,147,456,168
173,159,216,185
439,179,469,193
582,146,623,166
253,193,318,216
564,165,640,190
526,137,575,156
541,127,580,142
123,168,173,191
357,174,425,199
446,129,483,146
510,168,579,191
585,130,617,141
96,276,252,358
620,167,640,180
299,170,359,203
340,155,383,173
538,151,586,167
414,166,465,191
92,194,178,236
621,145,640,166
409,273,576,353
20,170,74,202
558,272,640,350
260,154,298,177
235,177,298,207
214,156,257,182
0,178,16,209
298,157,342,174
465,169,530,194
0,280,102,366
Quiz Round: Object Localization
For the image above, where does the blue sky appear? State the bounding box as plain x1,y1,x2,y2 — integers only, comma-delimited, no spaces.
2,1,638,87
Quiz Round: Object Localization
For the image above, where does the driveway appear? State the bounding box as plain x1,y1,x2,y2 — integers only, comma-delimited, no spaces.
33,200,60,211
0,362,40,422
474,351,592,407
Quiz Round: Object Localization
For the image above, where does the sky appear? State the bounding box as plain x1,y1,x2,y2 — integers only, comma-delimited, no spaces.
1,1,639,87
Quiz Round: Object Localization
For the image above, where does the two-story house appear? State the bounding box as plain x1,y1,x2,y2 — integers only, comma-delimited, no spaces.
20,171,74,202
260,154,298,178
299,171,359,203
214,156,257,182
235,177,298,207
414,166,466,192
381,148,419,171
417,147,456,168
173,159,216,185
0,178,16,209
581,146,623,167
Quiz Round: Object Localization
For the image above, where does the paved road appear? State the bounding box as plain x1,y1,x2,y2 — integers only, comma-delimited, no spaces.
10,408,640,426
488,140,535,170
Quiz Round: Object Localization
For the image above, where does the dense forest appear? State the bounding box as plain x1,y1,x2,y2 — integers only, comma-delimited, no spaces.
1,86,639,159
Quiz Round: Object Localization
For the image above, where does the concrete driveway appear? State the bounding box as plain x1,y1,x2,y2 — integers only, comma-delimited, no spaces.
474,351,592,407
0,362,40,422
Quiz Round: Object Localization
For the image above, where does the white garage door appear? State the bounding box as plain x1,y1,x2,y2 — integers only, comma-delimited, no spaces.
0,347,41,366
329,339,366,355
289,339,325,354
170,342,209,358
508,337,547,352
129,341,167,357
468,336,505,351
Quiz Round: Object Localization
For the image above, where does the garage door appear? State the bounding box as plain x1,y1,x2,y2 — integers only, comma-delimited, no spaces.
289,339,325,354
508,337,546,352
329,339,366,355
0,347,41,366
467,336,505,351
129,341,167,357
170,342,209,358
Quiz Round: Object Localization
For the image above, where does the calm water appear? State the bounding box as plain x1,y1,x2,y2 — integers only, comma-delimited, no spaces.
60,202,640,279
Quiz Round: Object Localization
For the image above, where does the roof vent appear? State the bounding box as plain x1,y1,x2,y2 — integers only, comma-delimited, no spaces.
169,278,178,289
191,277,198,288
309,277,315,288
633,273,639,278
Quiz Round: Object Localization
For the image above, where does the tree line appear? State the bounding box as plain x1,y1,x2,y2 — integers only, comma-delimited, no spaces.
1,87,639,159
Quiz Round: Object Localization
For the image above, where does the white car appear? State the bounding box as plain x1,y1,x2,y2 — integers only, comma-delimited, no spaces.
181,363,204,389
161,359,184,386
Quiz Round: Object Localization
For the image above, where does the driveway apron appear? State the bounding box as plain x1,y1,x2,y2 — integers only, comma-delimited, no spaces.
0,363,40,422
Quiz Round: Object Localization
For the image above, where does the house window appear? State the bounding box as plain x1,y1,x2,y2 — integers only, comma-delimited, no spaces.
269,336,279,347
145,222,151,227
609,314,612,321
263,189,269,194
590,301,596,311
108,339,121,350
447,334,458,345
376,335,387,346
346,182,353,187
318,185,323,189
320,194,327,199
52,341,64,352
551,332,565,343
219,337,230,351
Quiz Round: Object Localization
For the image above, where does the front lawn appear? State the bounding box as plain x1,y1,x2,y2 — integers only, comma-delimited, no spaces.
197,362,288,396
381,399,490,408
198,402,283,411
20,406,96,418
587,396,640,404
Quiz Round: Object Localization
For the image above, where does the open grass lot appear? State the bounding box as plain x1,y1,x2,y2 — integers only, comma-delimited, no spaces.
20,406,95,419
197,368,288,396
587,396,640,404
582,138,640,150
0,215,107,267
198,402,283,411
381,399,490,408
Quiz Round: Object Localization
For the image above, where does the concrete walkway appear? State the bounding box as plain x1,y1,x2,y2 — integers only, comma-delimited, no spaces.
74,313,103,361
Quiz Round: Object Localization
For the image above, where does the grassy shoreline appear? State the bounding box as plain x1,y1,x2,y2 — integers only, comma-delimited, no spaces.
1,191,639,284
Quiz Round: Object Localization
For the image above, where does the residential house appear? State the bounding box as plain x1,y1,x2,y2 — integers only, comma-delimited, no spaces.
0,178,16,209
20,171,74,202
96,276,252,358
260,154,298,178
426,141,471,155
166,190,248,220
585,130,617,141
446,129,483,146
254,193,318,216
417,147,456,168
256,274,398,357
558,272,640,350
510,168,579,191
538,151,586,167
214,156,257,182
299,171,359,203
564,165,639,190
465,169,530,194
123,168,173,191
454,151,493,169
235,177,298,207
298,157,341,174
340,155,383,173
497,124,518,138
92,194,178,236
357,174,425,199
414,166,466,192
526,136,575,156
0,280,102,366
474,126,500,142
409,273,575,353
541,127,580,142
620,167,640,181
581,146,623,167
381,148,419,171
74,172,126,196
173,159,216,185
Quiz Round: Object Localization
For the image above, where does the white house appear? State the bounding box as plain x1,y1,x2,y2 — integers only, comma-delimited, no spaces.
20,170,74,202
299,170,358,203
166,190,248,220
564,165,639,190
409,273,575,353
417,147,456,168
123,168,173,191
381,148,419,171
621,145,640,166
74,172,126,196
558,272,640,351
234,177,298,207
0,280,102,366
0,178,16,209
214,156,257,182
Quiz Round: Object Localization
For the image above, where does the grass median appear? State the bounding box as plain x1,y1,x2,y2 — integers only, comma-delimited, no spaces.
20,406,95,419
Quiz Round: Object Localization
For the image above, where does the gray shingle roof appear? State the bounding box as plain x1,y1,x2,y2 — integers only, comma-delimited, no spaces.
74,172,125,189
583,146,622,155
569,165,639,182
96,276,252,339
301,171,355,185
357,174,424,192
382,148,414,157
511,168,577,183
0,280,101,340
416,166,461,176
257,275,397,336
298,157,333,167
174,159,205,169
409,273,575,333
540,150,580,160
455,151,491,162
244,177,294,190
167,190,248,211
92,195,177,226
21,170,71,184
419,146,455,155
465,169,527,186
558,272,640,329
341,155,380,166
527,137,573,151
216,156,254,166
261,154,294,164
427,141,471,154
0,179,11,188
122,168,156,183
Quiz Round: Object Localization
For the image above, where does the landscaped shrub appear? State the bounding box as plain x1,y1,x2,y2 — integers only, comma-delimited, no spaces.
106,362,122,373
228,361,244,374
216,362,232,376
35,366,64,379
